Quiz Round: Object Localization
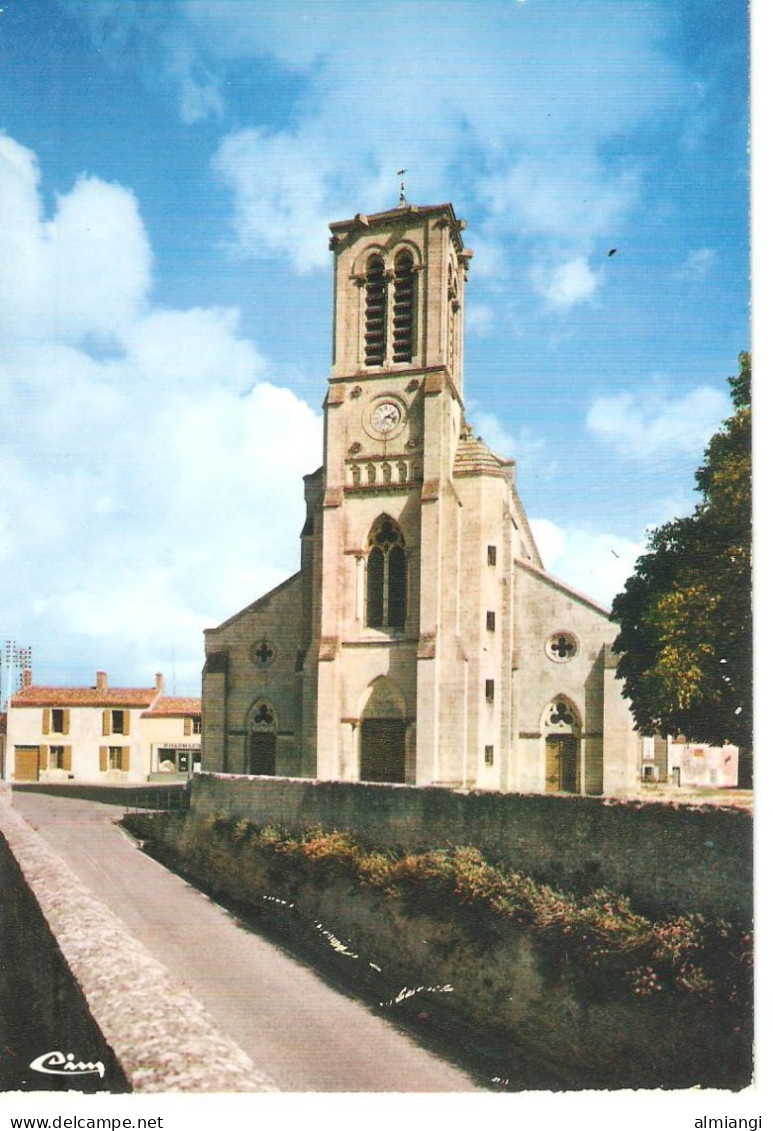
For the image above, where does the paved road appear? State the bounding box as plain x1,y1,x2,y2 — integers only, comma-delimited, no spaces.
12,792,479,1093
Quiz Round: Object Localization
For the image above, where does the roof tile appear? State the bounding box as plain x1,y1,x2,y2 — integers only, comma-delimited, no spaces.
11,686,158,708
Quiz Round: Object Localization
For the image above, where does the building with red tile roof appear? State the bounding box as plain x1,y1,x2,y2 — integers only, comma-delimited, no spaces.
4,670,201,784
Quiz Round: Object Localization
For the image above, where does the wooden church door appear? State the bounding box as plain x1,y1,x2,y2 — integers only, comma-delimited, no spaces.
545,734,578,793
360,719,406,783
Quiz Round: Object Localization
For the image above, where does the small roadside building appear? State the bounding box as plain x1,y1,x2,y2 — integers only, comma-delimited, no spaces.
4,670,201,784
141,696,203,780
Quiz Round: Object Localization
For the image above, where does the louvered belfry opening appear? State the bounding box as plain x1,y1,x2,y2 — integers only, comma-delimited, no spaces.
364,254,387,366
392,250,415,362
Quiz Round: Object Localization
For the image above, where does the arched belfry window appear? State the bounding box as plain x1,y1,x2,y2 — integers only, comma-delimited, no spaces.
392,250,416,363
366,517,407,629
364,255,387,366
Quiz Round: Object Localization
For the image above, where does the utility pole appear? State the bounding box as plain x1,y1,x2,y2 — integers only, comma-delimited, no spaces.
1,640,32,711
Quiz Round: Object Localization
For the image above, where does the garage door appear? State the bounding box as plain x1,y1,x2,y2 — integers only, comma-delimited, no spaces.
14,746,40,781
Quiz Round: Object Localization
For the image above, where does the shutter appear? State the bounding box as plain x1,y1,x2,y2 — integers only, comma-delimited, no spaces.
99,746,108,772
121,747,130,772
62,746,72,772
102,710,110,736
184,717,192,736
62,709,70,736
39,745,48,771
42,708,51,735
122,710,130,736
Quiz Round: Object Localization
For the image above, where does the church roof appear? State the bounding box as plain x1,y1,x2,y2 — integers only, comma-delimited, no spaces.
513,557,612,617
204,570,302,634
453,428,515,481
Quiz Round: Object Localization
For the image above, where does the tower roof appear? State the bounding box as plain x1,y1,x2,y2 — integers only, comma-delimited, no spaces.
329,202,469,256
453,428,515,482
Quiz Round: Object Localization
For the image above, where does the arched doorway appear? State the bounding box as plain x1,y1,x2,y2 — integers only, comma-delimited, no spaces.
359,677,406,783
248,701,277,776
542,697,581,793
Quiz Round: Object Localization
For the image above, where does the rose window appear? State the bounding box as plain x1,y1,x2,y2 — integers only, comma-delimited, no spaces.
546,632,578,663
253,640,276,668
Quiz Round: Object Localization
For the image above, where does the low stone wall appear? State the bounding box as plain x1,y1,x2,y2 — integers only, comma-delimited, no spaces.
12,782,188,808
0,830,129,1092
0,798,276,1093
190,773,753,920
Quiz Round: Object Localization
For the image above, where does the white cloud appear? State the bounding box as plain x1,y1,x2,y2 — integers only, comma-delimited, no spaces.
0,137,321,691
530,518,644,607
676,247,718,281
480,156,640,246
101,0,687,277
212,128,334,272
0,135,152,344
585,385,728,460
166,39,224,125
465,305,495,337
531,256,601,310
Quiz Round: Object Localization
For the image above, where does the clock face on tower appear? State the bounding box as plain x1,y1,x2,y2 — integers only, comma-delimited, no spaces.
371,400,402,433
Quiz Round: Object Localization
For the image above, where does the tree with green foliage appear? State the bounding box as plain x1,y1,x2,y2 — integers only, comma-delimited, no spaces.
611,353,751,780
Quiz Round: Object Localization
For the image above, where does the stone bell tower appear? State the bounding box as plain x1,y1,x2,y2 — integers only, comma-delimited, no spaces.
309,201,473,784
203,199,640,797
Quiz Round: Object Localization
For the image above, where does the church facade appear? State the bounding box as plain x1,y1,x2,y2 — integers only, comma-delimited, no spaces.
202,201,639,796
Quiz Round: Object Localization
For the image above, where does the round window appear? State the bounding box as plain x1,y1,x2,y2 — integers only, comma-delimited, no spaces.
253,640,276,668
546,632,578,663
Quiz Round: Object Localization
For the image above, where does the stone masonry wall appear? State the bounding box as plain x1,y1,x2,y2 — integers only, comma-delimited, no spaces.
0,792,276,1093
190,773,752,921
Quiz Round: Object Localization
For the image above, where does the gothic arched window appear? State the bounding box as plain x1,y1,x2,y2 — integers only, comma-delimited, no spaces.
364,255,387,366
392,250,416,363
248,700,277,776
366,517,407,629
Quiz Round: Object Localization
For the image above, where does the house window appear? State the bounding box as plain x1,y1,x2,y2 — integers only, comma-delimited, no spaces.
364,255,387,366
49,746,65,769
366,517,407,630
487,545,497,566
485,679,495,703
51,708,65,733
484,745,494,766
111,709,125,734
392,250,416,362
109,746,124,770
486,611,496,632
192,717,202,734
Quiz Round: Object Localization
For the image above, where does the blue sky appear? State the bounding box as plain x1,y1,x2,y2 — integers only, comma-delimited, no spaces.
0,0,749,697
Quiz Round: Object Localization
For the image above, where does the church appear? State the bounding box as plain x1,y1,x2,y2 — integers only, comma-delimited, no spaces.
201,200,639,796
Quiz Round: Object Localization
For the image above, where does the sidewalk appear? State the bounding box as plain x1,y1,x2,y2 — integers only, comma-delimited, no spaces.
8,790,478,1093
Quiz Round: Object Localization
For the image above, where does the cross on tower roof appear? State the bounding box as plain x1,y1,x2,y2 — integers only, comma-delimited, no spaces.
397,169,407,207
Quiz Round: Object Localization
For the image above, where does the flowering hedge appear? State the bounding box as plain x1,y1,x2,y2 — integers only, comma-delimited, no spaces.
124,810,751,1010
